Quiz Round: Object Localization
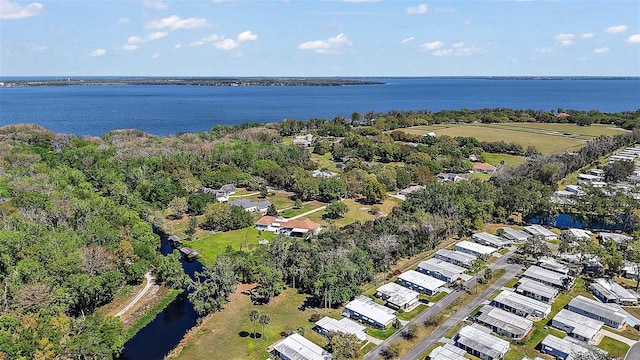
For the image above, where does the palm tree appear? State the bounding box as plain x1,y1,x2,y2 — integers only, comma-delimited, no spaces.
259,314,271,340
249,309,259,339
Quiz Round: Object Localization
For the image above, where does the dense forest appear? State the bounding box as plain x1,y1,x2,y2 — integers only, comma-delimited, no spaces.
0,107,639,359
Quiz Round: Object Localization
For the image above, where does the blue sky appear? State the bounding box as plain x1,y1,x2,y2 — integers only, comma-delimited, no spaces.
1,0,639,76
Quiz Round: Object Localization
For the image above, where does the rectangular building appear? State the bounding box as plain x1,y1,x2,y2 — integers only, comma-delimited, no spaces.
342,295,396,329
435,249,477,268
590,278,639,306
417,258,467,284
397,270,446,296
272,333,332,360
523,225,558,240
515,278,558,304
428,344,468,360
522,265,573,289
455,324,510,360
491,290,552,319
314,317,367,342
540,334,591,360
375,282,420,311
474,305,533,340
500,227,530,242
472,232,511,248
454,240,497,257
566,295,626,329
551,309,603,343
537,257,570,276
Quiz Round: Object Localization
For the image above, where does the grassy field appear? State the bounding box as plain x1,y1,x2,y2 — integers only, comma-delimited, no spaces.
398,123,627,154
482,152,526,167
188,227,276,264
598,336,630,357
310,152,341,173
306,197,402,228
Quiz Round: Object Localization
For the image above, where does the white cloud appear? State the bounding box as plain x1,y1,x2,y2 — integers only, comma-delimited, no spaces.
174,43,182,49
406,4,428,14
628,34,640,43
401,37,415,44
535,47,554,53
581,33,594,39
0,0,43,19
298,33,352,55
146,15,208,31
215,39,239,50
343,0,380,2
189,41,204,47
432,46,481,56
605,25,627,34
143,0,168,10
593,47,609,53
89,49,106,57
237,30,258,42
118,17,130,24
122,44,139,51
554,33,575,46
147,32,168,41
152,53,161,59
122,32,167,50
202,34,220,42
421,40,444,50
452,42,465,48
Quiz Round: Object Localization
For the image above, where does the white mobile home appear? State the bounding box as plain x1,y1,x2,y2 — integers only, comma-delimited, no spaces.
271,333,332,360
474,305,533,340
454,325,510,360
375,282,420,311
417,258,467,284
428,344,467,360
397,270,446,296
590,278,639,306
523,225,558,240
551,309,603,343
471,232,511,248
566,295,626,329
521,265,573,289
500,227,530,242
491,290,552,319
454,241,497,257
515,278,558,304
314,317,367,342
434,249,477,268
343,296,396,329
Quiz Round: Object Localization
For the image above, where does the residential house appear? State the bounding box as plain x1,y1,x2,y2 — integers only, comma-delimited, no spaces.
515,278,558,304
437,173,465,183
523,225,558,240
539,334,591,360
314,317,367,342
551,309,603,343
473,163,497,174
342,295,396,329
454,324,510,360
521,265,573,289
473,305,533,340
398,185,426,196
434,249,477,268
491,290,552,319
598,232,633,246
500,227,530,243
375,282,420,311
417,258,467,284
311,169,337,178
471,232,511,248
566,295,626,329
537,257,570,276
567,228,593,241
396,270,446,296
271,333,332,360
229,199,272,212
196,184,236,202
454,241,497,257
428,344,467,360
590,278,639,306
292,134,314,148
577,173,603,185
255,216,322,236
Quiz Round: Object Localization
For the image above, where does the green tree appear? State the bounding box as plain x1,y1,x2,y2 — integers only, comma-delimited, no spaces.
293,177,320,201
258,313,271,340
168,196,188,219
249,309,259,339
361,175,387,204
329,331,361,359
201,202,230,231
185,216,197,238
318,178,347,202
294,198,303,209
255,265,285,303
266,203,278,216
325,201,349,219
188,254,238,316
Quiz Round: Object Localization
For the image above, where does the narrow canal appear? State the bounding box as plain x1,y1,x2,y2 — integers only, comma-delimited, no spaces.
118,236,202,360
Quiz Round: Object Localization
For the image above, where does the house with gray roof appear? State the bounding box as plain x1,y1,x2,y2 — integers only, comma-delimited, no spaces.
417,258,467,284
473,305,533,340
471,232,511,248
271,333,332,360
540,334,590,360
566,295,626,329
598,232,633,246
454,241,497,257
590,278,639,306
522,265,573,289
342,296,396,329
375,282,420,311
454,324,510,360
397,270,446,296
537,257,570,275
314,317,367,342
435,249,477,268
551,309,603,343
428,344,467,360
515,278,558,304
491,290,551,319
500,227,530,242
524,225,558,240
229,199,272,212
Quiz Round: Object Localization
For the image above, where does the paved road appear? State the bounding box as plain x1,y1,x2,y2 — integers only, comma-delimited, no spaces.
363,250,519,360
626,341,640,360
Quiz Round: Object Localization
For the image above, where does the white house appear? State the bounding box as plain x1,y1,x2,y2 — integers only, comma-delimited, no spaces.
454,324,510,360
271,333,332,360
454,241,497,257
566,295,627,329
314,317,367,342
342,296,396,329
397,270,446,296
523,225,558,240
375,282,420,311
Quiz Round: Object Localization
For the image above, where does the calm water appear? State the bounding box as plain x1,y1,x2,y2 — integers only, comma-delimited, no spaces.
1,78,639,136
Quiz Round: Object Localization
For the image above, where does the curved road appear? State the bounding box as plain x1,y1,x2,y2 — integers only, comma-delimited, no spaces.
116,272,154,317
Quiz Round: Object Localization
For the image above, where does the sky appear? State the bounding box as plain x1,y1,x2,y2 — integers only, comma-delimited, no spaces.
1,0,639,77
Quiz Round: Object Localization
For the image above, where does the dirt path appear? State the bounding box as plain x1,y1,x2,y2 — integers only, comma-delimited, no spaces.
116,272,155,318
289,206,327,219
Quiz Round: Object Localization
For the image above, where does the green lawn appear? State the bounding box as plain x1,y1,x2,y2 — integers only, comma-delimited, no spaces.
368,325,398,340
397,304,428,321
598,336,630,357
306,197,401,229
242,191,296,211
188,227,276,264
310,152,341,173
280,202,323,218
482,152,526,167
421,291,448,303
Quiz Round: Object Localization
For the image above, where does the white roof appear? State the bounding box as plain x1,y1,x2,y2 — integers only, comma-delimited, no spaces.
472,232,510,247
456,325,510,359
568,295,627,325
315,317,367,341
524,225,557,238
418,258,466,280
429,344,467,360
599,232,633,243
567,228,593,240
454,240,497,256
493,290,552,318
541,334,590,358
591,278,638,303
344,296,396,326
476,305,533,337
522,265,570,288
273,333,332,360
537,257,570,275
516,278,558,300
435,249,477,266
500,227,530,241
552,309,603,340
376,282,419,308
398,270,446,291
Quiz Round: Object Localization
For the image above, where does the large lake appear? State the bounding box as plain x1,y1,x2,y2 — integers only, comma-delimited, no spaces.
1,78,639,136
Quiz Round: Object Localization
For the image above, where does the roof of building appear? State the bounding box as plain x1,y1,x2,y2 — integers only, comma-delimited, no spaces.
273,333,332,360
429,344,467,360
456,325,510,359
500,227,530,241
229,199,271,209
599,232,633,244
493,290,552,317
537,257,570,275
219,184,236,192
568,295,627,325
454,240,497,255
435,249,477,266
399,185,426,195
552,309,603,341
255,216,321,231
472,232,511,247
591,278,638,303
473,163,497,172
524,225,557,238
475,305,533,337
437,173,462,181
398,270,446,291
567,228,593,240
541,334,590,358
344,296,396,326
516,278,559,300
522,265,570,287
418,258,466,280
315,317,367,342
376,282,419,308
